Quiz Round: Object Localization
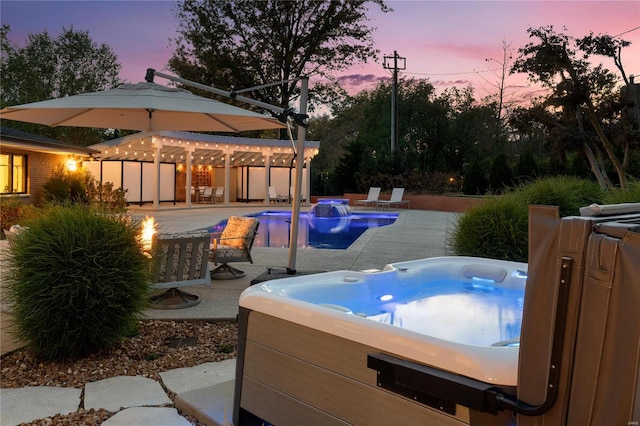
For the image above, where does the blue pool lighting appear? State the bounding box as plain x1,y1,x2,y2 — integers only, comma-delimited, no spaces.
208,209,398,250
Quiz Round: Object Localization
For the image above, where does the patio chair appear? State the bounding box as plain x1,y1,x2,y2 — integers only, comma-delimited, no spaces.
190,186,200,203
268,186,283,204
354,187,381,210
209,216,259,280
213,186,224,203
149,231,212,309
289,186,306,203
376,187,410,210
202,186,214,203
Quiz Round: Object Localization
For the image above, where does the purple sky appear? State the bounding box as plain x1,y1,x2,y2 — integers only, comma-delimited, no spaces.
2,1,639,104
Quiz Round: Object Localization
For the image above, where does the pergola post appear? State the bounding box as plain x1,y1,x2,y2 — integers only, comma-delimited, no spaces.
152,136,162,210
264,152,271,205
185,146,194,207
224,153,230,205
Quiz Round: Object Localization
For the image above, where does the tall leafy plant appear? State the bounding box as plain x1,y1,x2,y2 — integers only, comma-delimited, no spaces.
4,205,150,360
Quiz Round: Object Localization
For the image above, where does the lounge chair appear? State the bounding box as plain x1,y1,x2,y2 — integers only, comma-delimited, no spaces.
149,231,212,309
289,186,306,203
209,216,259,280
376,188,410,210
268,186,284,204
354,187,381,210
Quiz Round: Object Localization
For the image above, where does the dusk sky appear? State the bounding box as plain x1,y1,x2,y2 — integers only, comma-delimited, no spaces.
2,1,639,106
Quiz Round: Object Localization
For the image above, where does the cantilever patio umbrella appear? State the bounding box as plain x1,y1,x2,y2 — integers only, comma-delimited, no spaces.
0,81,285,209
0,82,285,133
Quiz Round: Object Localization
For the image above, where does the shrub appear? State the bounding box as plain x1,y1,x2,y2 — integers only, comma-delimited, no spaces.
604,179,640,204
488,153,513,193
84,177,128,213
43,164,88,204
0,197,40,237
4,204,151,360
450,176,606,262
450,194,528,262
515,176,605,216
463,158,488,195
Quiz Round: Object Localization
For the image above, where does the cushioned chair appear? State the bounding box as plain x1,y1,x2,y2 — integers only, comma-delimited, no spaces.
209,216,259,280
149,231,212,309
354,187,381,210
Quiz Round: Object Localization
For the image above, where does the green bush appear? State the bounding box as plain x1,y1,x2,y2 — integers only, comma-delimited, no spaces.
488,153,513,193
4,204,151,360
604,179,640,204
450,194,528,262
463,158,488,195
0,197,41,237
450,176,607,262
84,177,128,213
43,165,88,205
515,176,605,216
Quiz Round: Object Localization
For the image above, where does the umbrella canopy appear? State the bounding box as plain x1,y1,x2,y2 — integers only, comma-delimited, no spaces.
0,82,285,132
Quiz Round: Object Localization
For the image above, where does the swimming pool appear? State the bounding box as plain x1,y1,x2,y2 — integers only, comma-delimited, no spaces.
208,210,398,249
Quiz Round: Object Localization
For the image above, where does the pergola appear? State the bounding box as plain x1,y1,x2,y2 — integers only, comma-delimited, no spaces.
88,130,320,209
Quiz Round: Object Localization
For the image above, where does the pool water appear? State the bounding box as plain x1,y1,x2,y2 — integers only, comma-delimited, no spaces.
208,210,398,249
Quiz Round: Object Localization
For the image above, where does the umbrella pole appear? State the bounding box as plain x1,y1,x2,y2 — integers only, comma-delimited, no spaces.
286,77,309,274
145,69,310,273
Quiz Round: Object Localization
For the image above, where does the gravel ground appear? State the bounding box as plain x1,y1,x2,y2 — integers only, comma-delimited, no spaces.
1,319,238,425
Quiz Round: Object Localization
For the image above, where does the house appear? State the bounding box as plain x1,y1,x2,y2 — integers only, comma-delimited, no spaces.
88,131,320,208
0,126,99,205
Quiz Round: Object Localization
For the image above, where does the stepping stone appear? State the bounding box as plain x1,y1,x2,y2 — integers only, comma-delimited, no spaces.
160,359,236,395
102,406,192,425
84,376,171,412
1,386,81,426
175,379,235,426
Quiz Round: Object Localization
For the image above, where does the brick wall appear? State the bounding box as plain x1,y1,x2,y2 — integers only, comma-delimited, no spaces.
342,193,486,213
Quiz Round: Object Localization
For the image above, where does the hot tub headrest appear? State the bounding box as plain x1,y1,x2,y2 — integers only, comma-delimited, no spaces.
461,264,507,283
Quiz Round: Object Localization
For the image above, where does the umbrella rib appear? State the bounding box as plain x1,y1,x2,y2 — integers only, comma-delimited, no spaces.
205,113,241,132
50,109,93,127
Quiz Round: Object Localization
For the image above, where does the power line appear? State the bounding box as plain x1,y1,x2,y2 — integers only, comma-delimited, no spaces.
403,68,501,77
391,27,639,78
612,26,640,38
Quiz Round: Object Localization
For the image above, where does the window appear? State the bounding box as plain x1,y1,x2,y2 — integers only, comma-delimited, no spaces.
0,153,28,194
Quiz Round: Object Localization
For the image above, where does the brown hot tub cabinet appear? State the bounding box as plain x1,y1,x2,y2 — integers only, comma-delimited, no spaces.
233,204,640,425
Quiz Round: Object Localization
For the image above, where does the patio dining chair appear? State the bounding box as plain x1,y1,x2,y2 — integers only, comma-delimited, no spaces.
149,231,212,309
213,186,224,203
202,186,214,203
209,216,259,280
354,187,381,210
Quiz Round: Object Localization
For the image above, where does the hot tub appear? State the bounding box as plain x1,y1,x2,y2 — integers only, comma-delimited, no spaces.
233,256,527,425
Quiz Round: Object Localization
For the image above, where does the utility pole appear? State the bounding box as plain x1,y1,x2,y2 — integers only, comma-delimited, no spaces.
383,51,406,153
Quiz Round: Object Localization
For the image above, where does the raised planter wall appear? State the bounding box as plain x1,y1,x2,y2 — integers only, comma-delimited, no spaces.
310,193,486,213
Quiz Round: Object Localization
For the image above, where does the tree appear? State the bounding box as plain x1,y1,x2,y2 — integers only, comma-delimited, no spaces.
488,153,514,193
480,40,518,149
1,25,122,145
169,0,390,125
511,26,635,188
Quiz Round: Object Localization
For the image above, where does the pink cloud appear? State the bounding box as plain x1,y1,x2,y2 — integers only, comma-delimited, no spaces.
419,42,497,61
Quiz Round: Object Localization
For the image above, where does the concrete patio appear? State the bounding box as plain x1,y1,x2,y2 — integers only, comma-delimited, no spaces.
1,205,460,425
